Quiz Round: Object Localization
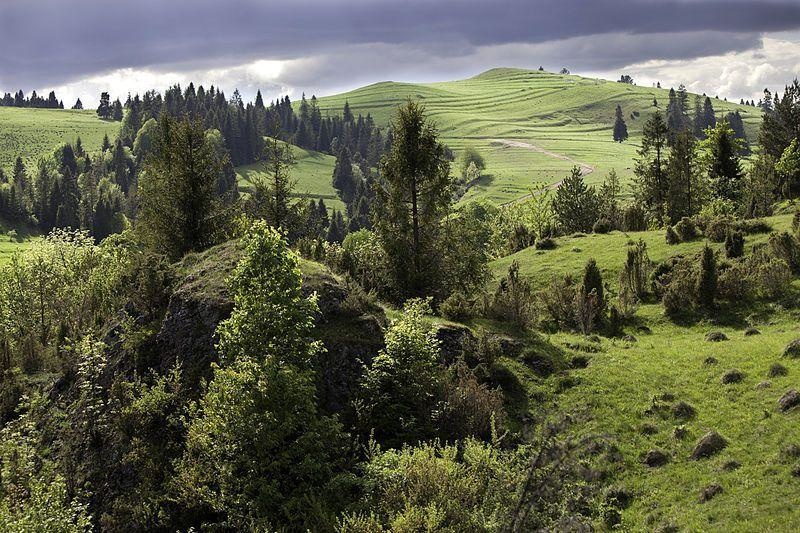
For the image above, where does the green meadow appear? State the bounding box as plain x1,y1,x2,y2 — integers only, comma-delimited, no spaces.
235,142,343,213
316,68,759,204
483,213,800,530
0,107,120,174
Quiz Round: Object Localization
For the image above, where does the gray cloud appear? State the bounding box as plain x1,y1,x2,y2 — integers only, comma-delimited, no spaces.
2,0,800,91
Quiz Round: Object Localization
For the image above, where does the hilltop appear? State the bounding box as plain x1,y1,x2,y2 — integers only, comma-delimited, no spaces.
0,107,120,174
315,68,760,203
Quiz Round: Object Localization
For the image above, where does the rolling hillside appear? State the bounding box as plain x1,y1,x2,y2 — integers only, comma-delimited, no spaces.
315,68,760,204
0,107,120,174
486,213,800,530
235,142,343,213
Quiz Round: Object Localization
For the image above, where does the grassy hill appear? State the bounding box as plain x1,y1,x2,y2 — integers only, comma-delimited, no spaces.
315,68,760,204
0,107,120,174
485,213,800,530
236,142,343,213
0,217,35,266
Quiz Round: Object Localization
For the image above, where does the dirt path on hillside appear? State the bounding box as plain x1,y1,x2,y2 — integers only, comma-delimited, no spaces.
490,139,594,205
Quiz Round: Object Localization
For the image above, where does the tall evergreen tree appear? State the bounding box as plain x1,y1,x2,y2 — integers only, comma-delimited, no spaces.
701,120,745,202
613,105,628,142
634,110,670,218
374,101,452,299
97,92,111,119
552,166,599,233
137,115,228,259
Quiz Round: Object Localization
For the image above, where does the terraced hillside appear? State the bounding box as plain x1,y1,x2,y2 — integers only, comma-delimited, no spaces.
316,68,760,204
0,107,120,174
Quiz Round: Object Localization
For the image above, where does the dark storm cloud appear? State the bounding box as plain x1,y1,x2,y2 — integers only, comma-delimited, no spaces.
1,0,800,89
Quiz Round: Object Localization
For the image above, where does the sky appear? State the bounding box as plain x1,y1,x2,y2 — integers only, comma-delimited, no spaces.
1,0,799,107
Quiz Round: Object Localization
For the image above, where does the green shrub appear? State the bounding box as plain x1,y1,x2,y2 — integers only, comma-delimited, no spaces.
538,275,576,330
725,230,744,258
622,203,647,232
695,245,717,309
705,217,732,242
674,217,697,241
438,360,506,440
593,218,612,234
768,231,800,273
665,225,680,245
440,291,475,322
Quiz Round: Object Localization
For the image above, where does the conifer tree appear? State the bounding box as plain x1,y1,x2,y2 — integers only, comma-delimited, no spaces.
97,92,111,119
374,101,452,299
613,105,628,142
633,110,669,218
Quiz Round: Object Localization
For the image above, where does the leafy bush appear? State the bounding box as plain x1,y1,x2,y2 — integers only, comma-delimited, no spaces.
622,203,647,232
620,239,651,299
438,360,506,440
491,261,534,328
537,275,576,330
705,217,732,242
768,231,800,273
360,298,442,446
341,229,389,294
593,218,612,234
674,217,698,241
725,230,744,258
695,245,718,309
665,225,680,245
440,291,475,322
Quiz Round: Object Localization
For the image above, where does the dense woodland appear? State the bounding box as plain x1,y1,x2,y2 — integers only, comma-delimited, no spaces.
0,71,799,531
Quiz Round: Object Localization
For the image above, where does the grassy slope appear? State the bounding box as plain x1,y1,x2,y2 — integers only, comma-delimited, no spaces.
235,143,343,213
0,107,120,174
0,217,34,266
315,68,760,204
491,214,793,287
488,214,800,531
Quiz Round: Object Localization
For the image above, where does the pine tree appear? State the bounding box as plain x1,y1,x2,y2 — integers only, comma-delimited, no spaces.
613,105,628,142
255,132,297,231
701,120,744,202
138,115,228,258
633,110,669,217
72,98,83,110
97,92,111,119
374,101,452,299
112,99,124,121
666,130,701,221
552,166,599,233
582,258,604,311
332,147,357,203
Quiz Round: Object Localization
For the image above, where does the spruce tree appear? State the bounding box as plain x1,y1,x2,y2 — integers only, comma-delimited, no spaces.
552,166,599,233
696,245,717,308
374,100,452,299
633,110,669,217
97,92,111,119
613,105,628,142
701,120,744,202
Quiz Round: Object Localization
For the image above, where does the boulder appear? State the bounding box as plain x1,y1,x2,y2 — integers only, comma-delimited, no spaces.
691,431,727,460
744,327,761,337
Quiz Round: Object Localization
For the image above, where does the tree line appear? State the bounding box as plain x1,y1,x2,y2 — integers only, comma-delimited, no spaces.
0,90,64,109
